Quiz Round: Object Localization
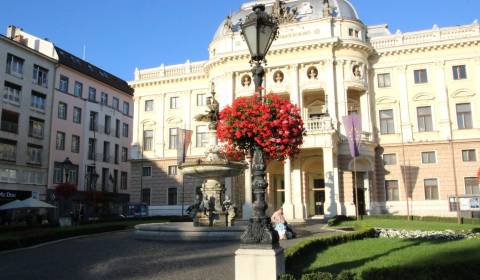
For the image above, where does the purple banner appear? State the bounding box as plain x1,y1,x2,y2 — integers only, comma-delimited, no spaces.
177,128,193,164
343,113,362,158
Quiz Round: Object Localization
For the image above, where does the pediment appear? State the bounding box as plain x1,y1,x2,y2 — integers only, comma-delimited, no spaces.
308,100,325,108
376,96,397,105
412,92,435,102
451,89,476,99
166,116,183,125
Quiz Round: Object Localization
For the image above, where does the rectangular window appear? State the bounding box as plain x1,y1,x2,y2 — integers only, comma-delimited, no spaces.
142,166,152,177
145,100,154,111
421,151,436,164
120,172,128,190
3,81,21,104
0,168,17,183
115,119,120,138
169,128,178,149
29,117,44,139
168,188,178,205
73,107,82,124
1,110,19,134
59,75,69,92
462,149,476,162
27,145,42,164
414,69,428,84
453,65,467,80
385,180,399,201
168,165,177,176
196,125,208,148
122,147,128,162
123,101,130,115
0,140,16,161
56,132,65,150
114,144,119,164
143,130,153,151
170,96,180,109
456,103,472,129
197,94,207,106
104,115,111,135
33,65,48,87
112,97,119,110
31,91,46,110
88,138,96,160
383,154,397,165
379,109,395,134
377,73,391,88
58,102,67,120
88,87,96,102
89,112,98,131
103,141,110,163
71,135,80,153
424,179,439,200
53,167,63,184
101,92,108,105
113,169,118,192
6,53,24,77
101,168,109,192
141,188,151,205
417,106,433,132
74,81,83,97
122,123,129,137
465,177,480,195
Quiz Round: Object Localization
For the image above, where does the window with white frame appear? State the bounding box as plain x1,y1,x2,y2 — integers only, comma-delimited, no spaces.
33,65,48,87
145,100,154,111
121,172,128,190
462,149,476,162
452,65,467,80
421,151,436,164
88,87,96,102
197,93,207,106
170,96,180,109
379,109,395,134
417,106,433,132
56,131,65,150
112,97,119,110
71,135,80,153
0,168,17,183
169,128,178,149
143,130,153,151
377,73,391,88
6,53,24,77
385,180,399,201
59,75,69,92
122,123,129,137
383,154,397,165
53,167,63,184
168,187,178,205
0,141,16,161
101,92,108,105
74,81,83,97
122,147,128,162
414,69,428,84
4,81,21,104
196,125,208,147
424,179,439,200
104,115,111,135
465,177,479,195
58,102,67,120
73,107,82,124
27,145,42,164
142,166,152,177
29,117,44,139
31,91,46,110
123,101,130,115
456,103,473,129
168,165,177,176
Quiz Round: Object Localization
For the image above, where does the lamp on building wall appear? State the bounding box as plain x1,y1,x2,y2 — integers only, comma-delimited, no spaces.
61,157,74,183
239,4,279,247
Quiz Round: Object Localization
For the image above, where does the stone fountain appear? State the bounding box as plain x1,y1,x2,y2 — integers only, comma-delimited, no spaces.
179,84,246,227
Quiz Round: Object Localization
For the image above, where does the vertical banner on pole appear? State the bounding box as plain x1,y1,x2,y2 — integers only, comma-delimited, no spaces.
177,128,193,216
343,113,362,219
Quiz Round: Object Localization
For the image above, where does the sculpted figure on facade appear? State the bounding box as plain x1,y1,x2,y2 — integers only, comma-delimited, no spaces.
272,0,298,24
274,70,284,83
353,65,362,79
307,66,319,79
241,74,252,87
223,16,233,33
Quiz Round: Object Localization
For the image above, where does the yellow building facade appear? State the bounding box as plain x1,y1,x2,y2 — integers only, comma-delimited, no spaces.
129,0,480,219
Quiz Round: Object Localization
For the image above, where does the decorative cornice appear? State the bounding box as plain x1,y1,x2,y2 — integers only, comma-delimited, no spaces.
373,38,480,57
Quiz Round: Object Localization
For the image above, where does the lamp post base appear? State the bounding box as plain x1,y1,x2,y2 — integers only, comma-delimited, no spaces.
240,217,279,249
235,247,285,280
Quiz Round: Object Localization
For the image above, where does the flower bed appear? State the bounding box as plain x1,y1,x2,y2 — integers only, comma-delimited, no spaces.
376,228,480,240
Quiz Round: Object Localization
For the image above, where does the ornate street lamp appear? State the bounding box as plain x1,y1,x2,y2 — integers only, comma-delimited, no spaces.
61,157,74,183
240,4,279,248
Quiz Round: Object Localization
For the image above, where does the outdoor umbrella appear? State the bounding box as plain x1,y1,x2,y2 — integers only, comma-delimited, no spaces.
0,198,56,210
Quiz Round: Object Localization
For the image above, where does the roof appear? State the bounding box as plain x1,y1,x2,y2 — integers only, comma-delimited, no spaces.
55,47,134,96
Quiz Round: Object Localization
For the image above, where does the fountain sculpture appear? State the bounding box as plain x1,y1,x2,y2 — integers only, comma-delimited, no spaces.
179,83,246,227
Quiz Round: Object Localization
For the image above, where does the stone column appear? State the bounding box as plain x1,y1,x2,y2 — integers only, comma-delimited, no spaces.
291,158,305,220
363,172,371,215
324,59,338,122
435,61,451,140
397,65,413,142
282,157,294,220
335,59,347,134
242,156,253,219
323,147,338,217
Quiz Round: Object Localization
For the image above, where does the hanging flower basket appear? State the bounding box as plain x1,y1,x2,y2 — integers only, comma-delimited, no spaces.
217,93,305,161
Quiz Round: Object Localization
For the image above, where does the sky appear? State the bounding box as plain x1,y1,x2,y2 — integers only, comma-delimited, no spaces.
1,0,478,81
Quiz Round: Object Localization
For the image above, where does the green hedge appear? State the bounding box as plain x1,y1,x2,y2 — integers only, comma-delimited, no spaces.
284,228,376,276
361,263,480,280
280,271,355,280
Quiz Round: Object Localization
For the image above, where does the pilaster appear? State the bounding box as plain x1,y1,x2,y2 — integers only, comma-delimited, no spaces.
282,157,294,220
291,158,305,220
242,156,253,219
397,65,413,142
323,147,338,217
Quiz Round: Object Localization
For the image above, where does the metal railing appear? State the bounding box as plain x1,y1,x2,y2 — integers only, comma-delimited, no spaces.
1,121,18,134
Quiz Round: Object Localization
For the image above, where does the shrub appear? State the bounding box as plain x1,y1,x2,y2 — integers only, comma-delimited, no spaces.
327,215,355,227
300,272,334,280
335,271,356,280
279,274,296,280
361,263,479,280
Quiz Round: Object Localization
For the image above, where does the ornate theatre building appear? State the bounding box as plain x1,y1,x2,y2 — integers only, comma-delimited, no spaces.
129,0,480,220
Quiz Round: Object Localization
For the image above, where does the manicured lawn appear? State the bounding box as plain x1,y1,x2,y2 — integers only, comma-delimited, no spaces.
335,218,479,232
302,238,480,276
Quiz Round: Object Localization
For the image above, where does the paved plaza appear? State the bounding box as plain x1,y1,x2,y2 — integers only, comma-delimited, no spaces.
0,223,332,280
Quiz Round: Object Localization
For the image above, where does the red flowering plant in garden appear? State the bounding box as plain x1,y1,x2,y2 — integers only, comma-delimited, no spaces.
217,93,305,161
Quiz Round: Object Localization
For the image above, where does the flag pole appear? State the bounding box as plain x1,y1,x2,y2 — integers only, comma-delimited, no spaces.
354,156,359,221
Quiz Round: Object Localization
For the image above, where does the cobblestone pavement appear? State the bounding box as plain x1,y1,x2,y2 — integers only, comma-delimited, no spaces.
0,222,333,280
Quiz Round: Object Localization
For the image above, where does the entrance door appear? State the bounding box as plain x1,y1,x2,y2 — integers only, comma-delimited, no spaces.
313,179,325,216
353,172,366,215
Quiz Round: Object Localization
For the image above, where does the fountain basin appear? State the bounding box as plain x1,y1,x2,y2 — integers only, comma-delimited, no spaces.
179,160,246,178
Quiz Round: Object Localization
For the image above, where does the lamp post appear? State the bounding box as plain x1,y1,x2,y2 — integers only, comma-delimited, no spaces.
240,4,279,248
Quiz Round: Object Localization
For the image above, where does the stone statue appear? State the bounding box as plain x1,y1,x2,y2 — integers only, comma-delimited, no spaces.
224,16,233,33
353,65,362,79
222,196,236,227
272,0,298,24
194,84,219,129
323,0,332,17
